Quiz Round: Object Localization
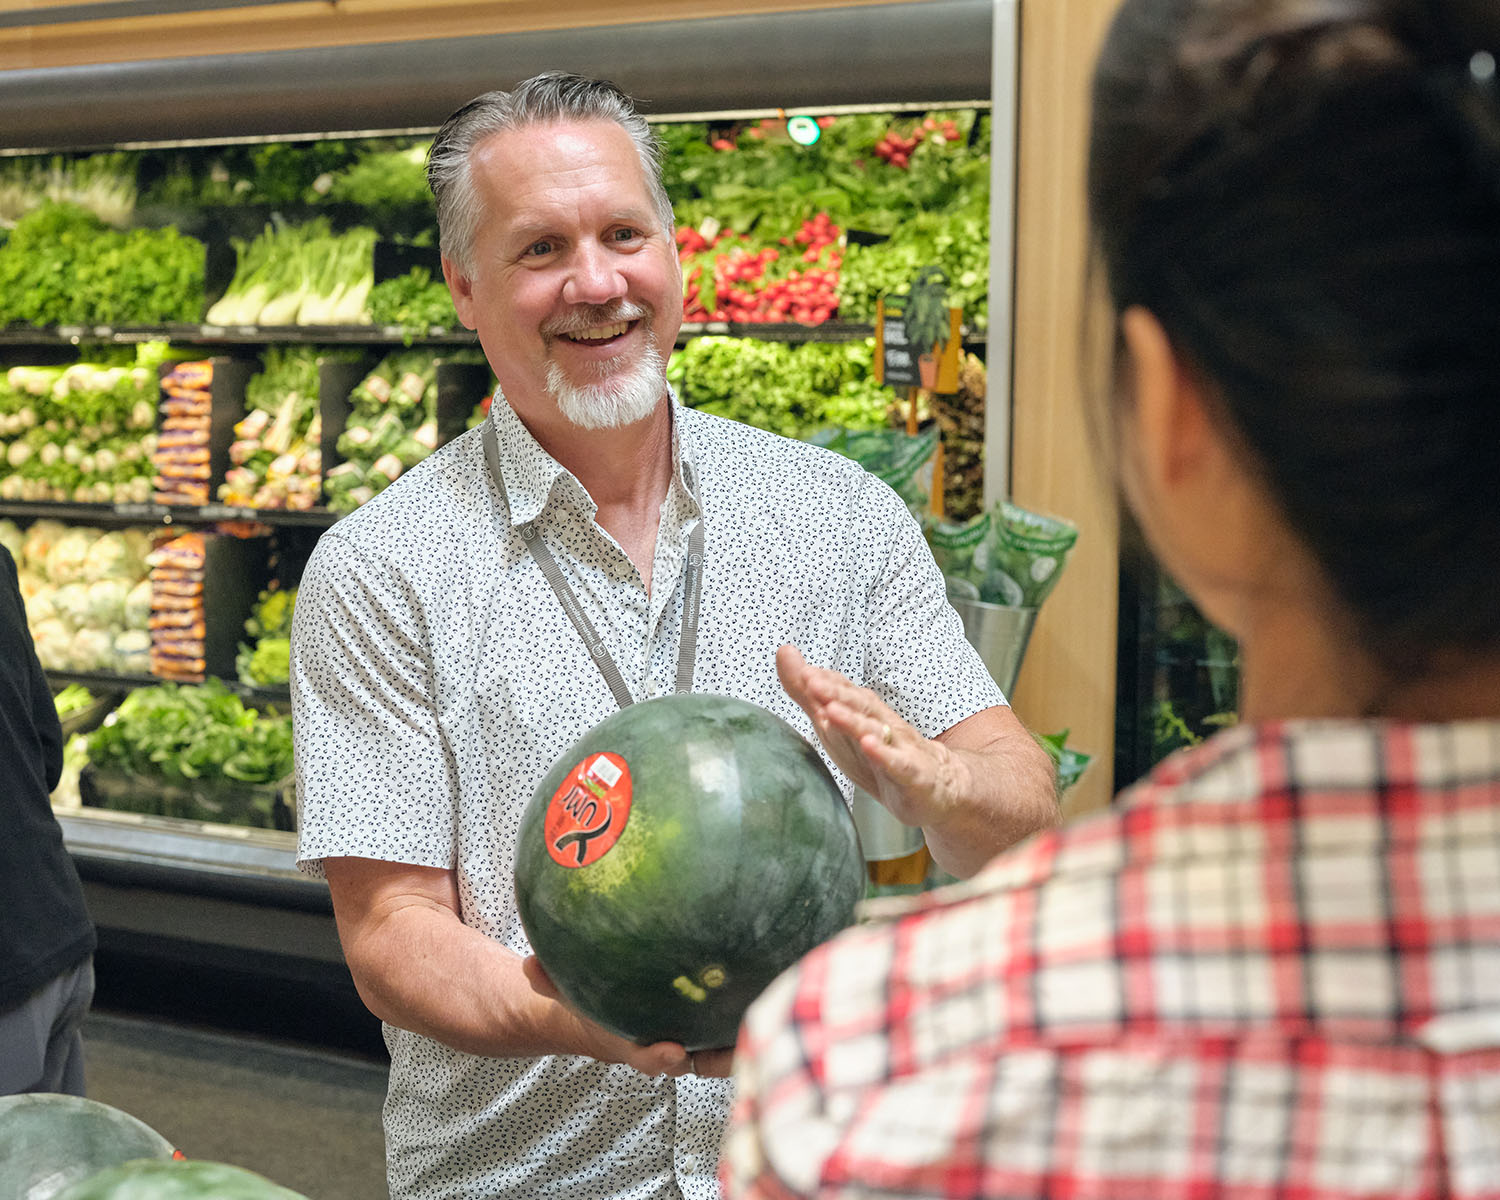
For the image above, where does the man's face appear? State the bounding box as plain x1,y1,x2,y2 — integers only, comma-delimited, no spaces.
443,119,683,433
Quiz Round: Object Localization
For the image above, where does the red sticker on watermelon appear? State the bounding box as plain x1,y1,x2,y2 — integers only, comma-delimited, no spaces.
544,752,633,868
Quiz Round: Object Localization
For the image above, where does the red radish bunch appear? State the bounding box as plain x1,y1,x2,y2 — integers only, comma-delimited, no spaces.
678,215,842,325
875,116,964,169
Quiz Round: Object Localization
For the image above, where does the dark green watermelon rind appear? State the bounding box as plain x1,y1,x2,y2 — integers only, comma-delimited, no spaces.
515,694,865,1051
52,1158,310,1199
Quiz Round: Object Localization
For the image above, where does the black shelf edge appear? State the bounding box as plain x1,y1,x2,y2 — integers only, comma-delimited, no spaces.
0,320,987,347
0,499,338,529
45,667,291,707
0,323,479,347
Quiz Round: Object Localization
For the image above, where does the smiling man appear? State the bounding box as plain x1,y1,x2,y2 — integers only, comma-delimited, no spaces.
290,73,1058,1200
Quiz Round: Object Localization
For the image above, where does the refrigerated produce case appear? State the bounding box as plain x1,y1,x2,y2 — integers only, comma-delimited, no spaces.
1,0,1016,1035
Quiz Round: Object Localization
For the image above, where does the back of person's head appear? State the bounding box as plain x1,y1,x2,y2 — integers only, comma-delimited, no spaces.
427,71,673,274
1088,0,1500,679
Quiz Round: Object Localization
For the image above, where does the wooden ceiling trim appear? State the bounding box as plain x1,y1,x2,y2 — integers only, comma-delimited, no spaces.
0,0,916,71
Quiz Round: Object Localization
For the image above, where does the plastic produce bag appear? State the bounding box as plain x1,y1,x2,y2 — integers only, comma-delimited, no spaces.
810,425,940,522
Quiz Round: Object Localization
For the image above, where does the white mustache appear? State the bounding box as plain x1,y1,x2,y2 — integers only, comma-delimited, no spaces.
543,302,649,337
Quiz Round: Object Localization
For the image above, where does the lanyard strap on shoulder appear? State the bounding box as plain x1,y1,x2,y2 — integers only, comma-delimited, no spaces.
483,417,703,711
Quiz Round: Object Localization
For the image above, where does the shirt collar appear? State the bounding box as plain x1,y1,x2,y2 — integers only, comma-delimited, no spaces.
485,386,703,529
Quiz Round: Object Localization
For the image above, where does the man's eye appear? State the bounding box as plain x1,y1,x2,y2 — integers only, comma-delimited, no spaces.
611,228,639,243
526,240,555,257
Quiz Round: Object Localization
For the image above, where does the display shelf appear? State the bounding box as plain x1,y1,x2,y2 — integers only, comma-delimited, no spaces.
45,667,290,707
0,320,984,348
0,323,479,348
0,499,339,528
57,806,316,908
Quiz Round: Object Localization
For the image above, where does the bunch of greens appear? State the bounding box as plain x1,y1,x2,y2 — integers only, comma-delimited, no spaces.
1034,729,1092,794
366,268,457,338
663,109,987,241
0,202,205,328
0,357,160,503
836,200,990,327
53,683,97,719
220,345,329,510
86,679,294,786
205,218,376,326
325,352,439,514
317,143,433,222
667,337,891,439
235,585,297,687
140,140,358,210
0,153,137,229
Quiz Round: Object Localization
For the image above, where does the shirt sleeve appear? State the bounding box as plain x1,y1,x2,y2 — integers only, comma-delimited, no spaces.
291,530,459,876
855,476,1006,736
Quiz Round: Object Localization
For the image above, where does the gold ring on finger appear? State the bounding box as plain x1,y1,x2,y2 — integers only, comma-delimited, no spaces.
881,723,894,746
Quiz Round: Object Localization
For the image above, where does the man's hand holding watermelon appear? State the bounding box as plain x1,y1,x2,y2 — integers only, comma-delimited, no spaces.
522,957,735,1079
776,644,1059,879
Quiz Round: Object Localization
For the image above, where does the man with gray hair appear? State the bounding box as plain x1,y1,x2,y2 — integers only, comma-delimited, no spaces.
292,71,1057,1199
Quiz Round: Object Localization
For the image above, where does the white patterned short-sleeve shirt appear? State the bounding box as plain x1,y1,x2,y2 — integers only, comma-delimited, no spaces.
291,395,1005,1200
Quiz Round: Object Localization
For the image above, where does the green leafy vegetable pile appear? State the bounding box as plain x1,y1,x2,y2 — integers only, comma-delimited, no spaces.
0,203,204,327
86,679,294,786
667,337,891,439
220,346,330,510
325,352,439,513
366,267,457,338
236,585,296,688
0,357,160,503
205,218,376,327
0,153,137,229
662,109,990,327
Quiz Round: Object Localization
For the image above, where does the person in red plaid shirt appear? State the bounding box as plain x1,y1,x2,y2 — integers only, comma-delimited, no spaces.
723,0,1500,1196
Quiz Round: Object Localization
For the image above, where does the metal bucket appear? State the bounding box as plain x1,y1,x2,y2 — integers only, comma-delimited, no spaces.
850,786,925,861
949,598,1039,698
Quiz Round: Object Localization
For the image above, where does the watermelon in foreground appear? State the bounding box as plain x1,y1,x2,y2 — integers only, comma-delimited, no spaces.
0,1093,174,1200
515,693,865,1051
53,1159,309,1199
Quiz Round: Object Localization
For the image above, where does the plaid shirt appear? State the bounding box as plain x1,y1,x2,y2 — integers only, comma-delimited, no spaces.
724,719,1500,1199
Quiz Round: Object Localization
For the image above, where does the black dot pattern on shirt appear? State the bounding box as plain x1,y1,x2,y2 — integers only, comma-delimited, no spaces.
290,398,1004,1199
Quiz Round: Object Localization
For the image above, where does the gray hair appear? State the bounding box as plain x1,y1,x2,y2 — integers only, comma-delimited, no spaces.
427,71,675,274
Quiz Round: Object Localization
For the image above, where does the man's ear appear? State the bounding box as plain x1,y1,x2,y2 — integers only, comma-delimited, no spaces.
441,255,479,331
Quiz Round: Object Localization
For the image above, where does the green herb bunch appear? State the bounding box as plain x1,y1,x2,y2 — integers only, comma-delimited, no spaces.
86,679,294,786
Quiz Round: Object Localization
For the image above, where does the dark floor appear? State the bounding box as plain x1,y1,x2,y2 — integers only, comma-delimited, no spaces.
83,1009,389,1200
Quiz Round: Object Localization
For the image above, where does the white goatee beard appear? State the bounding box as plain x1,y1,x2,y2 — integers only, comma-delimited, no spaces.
546,334,668,431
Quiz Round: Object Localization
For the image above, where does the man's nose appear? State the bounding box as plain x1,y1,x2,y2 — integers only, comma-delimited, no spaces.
562,242,626,306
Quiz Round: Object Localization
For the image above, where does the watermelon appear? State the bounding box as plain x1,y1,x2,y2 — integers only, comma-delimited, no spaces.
53,1159,309,1199
0,1093,174,1200
515,692,866,1051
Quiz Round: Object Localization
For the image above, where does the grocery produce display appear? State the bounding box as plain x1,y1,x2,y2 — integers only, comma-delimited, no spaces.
220,346,331,510
325,351,439,513
206,220,376,328
0,359,161,504
515,694,866,1051
0,105,997,853
0,1092,175,1200
236,585,296,688
1,519,153,673
82,679,294,827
